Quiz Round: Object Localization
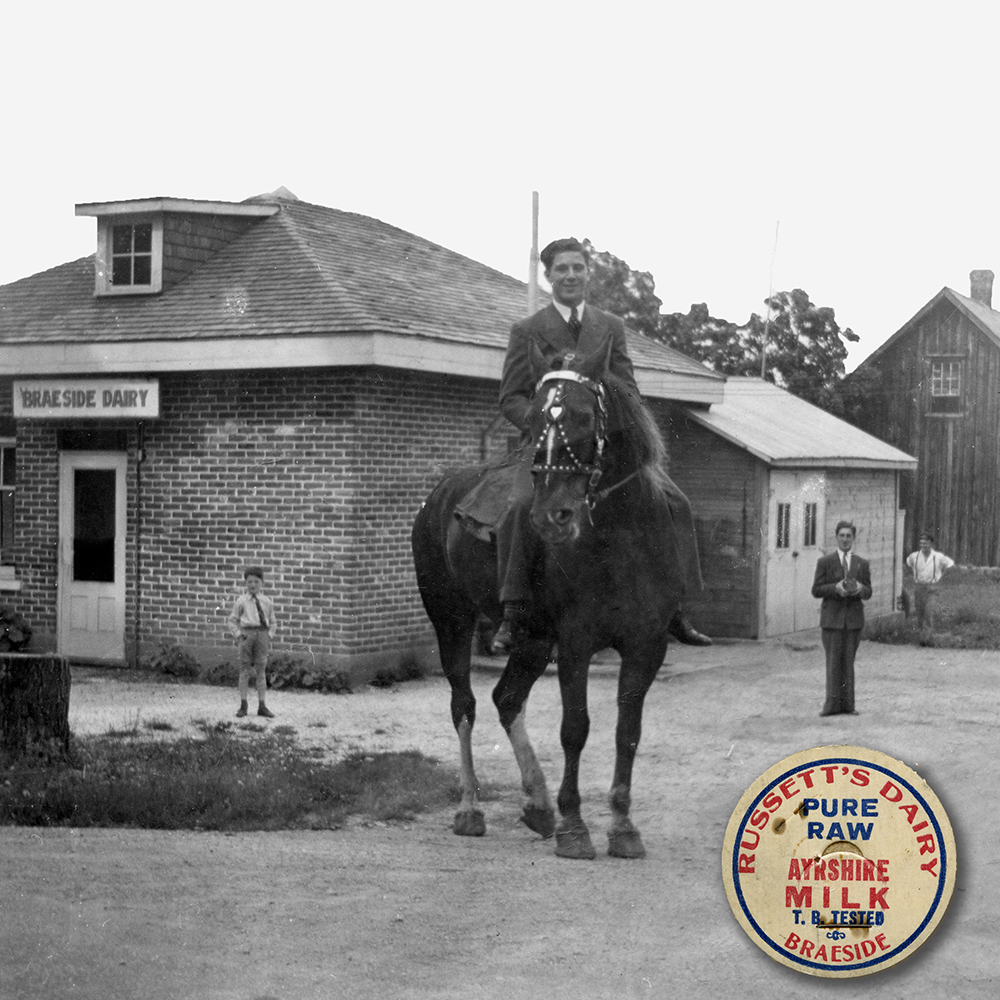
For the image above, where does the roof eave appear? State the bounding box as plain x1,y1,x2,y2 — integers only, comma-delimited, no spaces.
75,198,280,218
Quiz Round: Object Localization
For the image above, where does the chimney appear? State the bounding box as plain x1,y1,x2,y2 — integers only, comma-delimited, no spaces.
970,269,994,307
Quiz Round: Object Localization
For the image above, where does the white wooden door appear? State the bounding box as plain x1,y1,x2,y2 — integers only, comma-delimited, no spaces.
58,452,127,661
764,470,826,635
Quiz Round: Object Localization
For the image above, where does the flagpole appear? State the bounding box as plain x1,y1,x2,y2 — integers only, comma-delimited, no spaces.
528,191,539,314
760,220,779,379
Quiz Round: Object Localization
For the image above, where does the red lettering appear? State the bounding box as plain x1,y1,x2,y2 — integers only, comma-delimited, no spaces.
921,858,939,877
784,932,801,952
738,853,755,873
841,886,861,909
917,833,936,855
814,944,828,961
797,769,816,789
850,767,870,787
762,791,782,813
870,887,889,909
899,803,919,823
831,945,842,962
879,780,903,802
740,829,760,850
875,933,890,952
779,778,799,800
787,858,802,879
786,885,812,908
820,766,838,783
877,859,890,882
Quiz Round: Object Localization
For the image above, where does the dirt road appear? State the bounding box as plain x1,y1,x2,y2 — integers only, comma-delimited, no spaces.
1,634,995,999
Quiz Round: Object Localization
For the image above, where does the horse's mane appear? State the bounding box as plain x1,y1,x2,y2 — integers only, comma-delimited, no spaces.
601,372,672,497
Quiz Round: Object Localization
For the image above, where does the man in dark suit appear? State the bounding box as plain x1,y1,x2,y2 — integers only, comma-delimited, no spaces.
489,237,710,651
811,520,873,716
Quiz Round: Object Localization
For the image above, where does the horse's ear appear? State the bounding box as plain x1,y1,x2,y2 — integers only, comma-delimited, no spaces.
528,340,548,381
576,338,613,381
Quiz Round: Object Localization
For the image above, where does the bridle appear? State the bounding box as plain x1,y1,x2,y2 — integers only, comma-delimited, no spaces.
530,370,608,499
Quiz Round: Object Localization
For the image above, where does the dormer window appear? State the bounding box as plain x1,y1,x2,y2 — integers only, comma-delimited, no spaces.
112,222,153,286
93,214,163,296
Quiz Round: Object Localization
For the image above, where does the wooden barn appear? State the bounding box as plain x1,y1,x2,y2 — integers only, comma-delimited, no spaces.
0,188,723,676
667,377,916,638
848,269,1000,565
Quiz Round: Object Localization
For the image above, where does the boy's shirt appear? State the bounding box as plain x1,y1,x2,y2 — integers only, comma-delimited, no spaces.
228,591,276,637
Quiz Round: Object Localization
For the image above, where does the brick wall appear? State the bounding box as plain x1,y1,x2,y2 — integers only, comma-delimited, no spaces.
10,367,500,673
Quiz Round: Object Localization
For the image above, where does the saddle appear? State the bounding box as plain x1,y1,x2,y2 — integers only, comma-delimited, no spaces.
453,462,520,543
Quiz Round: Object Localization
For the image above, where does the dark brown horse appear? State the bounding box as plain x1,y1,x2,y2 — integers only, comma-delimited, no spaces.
411,341,684,859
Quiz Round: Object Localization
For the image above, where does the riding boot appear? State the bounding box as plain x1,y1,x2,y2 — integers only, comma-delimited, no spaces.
668,610,712,646
491,601,528,654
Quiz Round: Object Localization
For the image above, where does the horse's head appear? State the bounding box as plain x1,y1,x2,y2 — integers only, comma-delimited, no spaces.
524,340,611,546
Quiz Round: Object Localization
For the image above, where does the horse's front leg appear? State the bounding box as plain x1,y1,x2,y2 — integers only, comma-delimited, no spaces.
553,648,596,859
492,635,557,838
606,636,668,858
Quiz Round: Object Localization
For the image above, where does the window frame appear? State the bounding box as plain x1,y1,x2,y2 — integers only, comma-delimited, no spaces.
928,359,963,415
95,214,163,295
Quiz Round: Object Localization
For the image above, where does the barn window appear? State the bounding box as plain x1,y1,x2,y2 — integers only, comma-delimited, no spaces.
929,361,962,414
776,503,791,549
803,502,818,547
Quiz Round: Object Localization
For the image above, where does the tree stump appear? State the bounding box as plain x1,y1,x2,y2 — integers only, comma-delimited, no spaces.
0,653,71,757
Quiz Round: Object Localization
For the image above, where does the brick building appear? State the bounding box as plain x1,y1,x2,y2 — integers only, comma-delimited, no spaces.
0,189,723,677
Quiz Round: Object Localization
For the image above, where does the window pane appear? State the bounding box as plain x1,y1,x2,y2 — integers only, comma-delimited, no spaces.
74,469,115,583
133,255,152,285
0,490,12,551
776,503,791,549
133,223,153,253
804,502,817,547
112,225,133,254
0,447,12,486
112,257,132,285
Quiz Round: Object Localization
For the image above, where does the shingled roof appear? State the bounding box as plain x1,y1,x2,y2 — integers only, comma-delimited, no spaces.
0,192,720,396
683,376,916,469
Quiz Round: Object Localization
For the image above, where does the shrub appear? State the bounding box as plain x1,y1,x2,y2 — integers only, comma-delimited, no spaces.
0,605,32,652
201,653,352,694
369,654,428,688
141,642,201,680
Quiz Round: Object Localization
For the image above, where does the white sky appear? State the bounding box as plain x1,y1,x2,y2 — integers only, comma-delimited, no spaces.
4,1,999,372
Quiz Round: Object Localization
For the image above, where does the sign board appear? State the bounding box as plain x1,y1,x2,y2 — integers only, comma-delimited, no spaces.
722,745,956,978
12,379,160,419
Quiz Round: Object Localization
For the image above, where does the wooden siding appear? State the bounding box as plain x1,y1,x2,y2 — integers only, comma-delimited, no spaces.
854,300,1000,565
161,213,259,291
664,407,765,638
824,468,901,620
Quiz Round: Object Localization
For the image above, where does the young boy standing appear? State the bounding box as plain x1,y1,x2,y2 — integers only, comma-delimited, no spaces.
227,566,276,718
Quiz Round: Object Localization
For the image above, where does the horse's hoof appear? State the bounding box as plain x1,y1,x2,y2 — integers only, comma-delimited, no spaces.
555,827,597,860
453,810,486,837
608,830,647,859
520,805,556,839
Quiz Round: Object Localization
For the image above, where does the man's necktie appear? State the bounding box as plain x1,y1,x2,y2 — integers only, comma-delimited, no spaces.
568,306,581,342
253,596,267,628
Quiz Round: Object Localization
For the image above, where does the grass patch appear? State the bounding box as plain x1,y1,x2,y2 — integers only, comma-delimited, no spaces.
866,568,1000,649
0,730,463,831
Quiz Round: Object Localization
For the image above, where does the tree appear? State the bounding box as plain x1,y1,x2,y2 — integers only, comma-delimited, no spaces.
583,242,861,415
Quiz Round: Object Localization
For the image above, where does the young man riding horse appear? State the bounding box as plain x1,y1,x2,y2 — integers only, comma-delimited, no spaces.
490,237,711,652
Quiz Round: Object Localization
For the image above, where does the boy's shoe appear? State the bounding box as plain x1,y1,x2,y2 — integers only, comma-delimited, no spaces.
257,705,275,718
236,703,248,718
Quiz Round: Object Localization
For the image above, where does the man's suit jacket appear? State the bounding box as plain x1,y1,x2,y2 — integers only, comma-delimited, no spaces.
812,550,872,630
499,303,639,431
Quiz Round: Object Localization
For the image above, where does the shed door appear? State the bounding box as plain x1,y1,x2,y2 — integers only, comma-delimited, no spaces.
764,471,826,635
58,452,127,661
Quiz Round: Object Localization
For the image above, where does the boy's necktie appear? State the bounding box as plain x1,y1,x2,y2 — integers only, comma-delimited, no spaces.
253,596,267,628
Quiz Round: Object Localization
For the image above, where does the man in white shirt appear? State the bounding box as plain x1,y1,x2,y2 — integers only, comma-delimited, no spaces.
905,531,955,644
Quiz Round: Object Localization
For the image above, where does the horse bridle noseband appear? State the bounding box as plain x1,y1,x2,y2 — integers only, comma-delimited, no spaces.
530,370,608,497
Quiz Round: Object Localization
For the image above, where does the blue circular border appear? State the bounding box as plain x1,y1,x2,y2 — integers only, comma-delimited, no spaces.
730,755,951,972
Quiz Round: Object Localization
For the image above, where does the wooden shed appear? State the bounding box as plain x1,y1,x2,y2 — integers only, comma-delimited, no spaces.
667,377,917,638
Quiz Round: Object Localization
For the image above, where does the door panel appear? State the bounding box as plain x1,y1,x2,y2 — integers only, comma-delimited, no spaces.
59,452,127,661
765,471,826,635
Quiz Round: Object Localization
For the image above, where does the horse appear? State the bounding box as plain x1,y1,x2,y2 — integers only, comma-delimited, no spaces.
410,339,684,859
